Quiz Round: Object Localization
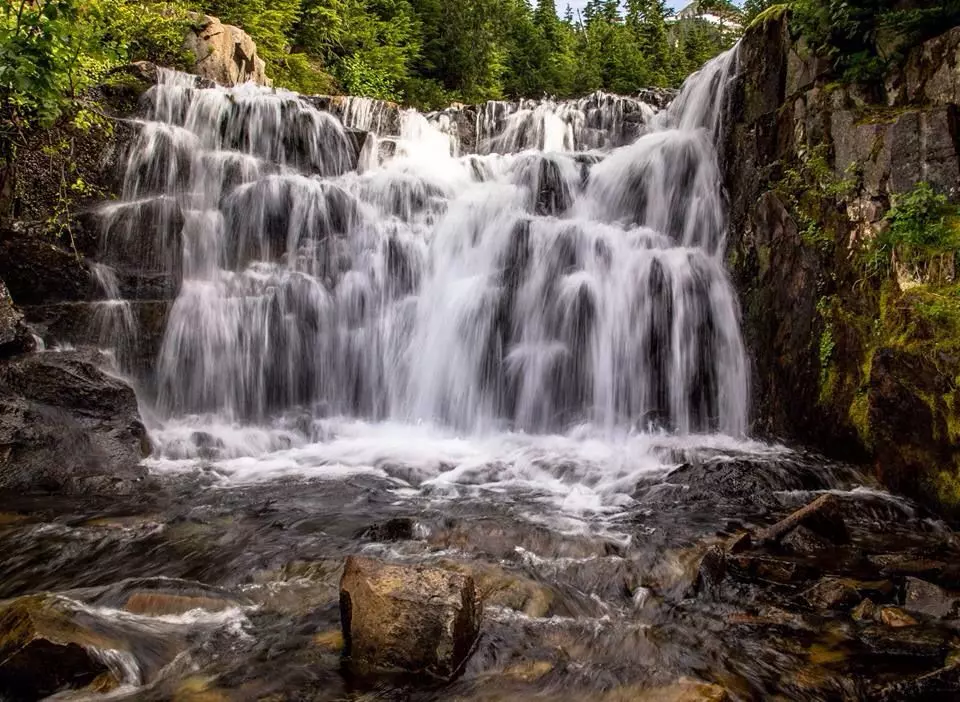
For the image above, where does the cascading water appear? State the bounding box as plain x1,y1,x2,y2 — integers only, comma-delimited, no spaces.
94,49,748,471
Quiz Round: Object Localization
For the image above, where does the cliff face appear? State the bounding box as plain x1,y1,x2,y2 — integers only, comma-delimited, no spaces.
724,10,960,517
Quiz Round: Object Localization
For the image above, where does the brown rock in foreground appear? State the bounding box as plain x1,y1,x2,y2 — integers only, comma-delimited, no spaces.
339,555,481,678
0,595,113,698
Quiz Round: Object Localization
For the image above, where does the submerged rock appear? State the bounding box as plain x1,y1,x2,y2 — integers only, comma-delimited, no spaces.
339,555,481,678
0,349,149,494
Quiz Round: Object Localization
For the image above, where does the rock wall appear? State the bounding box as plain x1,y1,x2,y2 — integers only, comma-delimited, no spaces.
724,9,960,517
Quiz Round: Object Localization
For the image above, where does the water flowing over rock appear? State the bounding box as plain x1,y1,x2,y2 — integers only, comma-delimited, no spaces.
91,53,747,439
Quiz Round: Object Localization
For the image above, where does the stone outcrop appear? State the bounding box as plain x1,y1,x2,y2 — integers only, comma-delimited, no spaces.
723,10,960,518
0,349,149,494
339,555,481,678
0,280,32,358
183,15,271,87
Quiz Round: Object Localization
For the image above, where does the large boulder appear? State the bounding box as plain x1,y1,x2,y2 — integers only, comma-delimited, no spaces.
339,555,481,678
184,15,271,87
0,349,149,494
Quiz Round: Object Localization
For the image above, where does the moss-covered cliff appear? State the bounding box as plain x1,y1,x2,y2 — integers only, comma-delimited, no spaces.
724,10,960,518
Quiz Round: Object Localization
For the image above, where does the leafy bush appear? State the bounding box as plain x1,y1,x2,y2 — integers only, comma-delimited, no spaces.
789,0,960,85
864,182,960,277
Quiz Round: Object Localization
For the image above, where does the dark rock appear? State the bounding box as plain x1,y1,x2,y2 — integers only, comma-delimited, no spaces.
780,525,831,555
858,622,949,657
695,545,727,596
802,577,861,611
0,349,149,494
359,517,419,542
903,577,960,619
755,494,849,546
868,554,948,580
728,554,813,584
874,661,960,701
0,280,33,358
852,597,878,622
339,555,481,678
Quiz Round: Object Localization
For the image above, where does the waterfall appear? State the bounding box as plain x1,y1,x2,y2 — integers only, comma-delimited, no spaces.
95,49,747,439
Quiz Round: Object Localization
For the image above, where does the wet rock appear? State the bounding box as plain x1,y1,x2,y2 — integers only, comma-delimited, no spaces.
869,554,948,580
69,577,245,616
754,494,849,547
875,660,960,701
903,577,960,619
695,545,727,596
438,560,554,618
802,578,861,611
630,678,729,702
183,14,270,86
339,555,481,678
880,606,919,628
780,525,831,555
359,516,419,542
728,554,813,584
859,622,951,657
852,597,878,622
0,349,149,494
0,595,112,698
0,279,33,358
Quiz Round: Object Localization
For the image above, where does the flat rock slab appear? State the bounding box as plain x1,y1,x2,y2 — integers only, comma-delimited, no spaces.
339,555,481,679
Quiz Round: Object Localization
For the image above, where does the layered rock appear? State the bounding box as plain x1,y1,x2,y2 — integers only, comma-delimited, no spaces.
723,10,960,518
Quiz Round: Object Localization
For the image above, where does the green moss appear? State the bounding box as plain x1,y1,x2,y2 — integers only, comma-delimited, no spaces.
747,4,790,33
849,391,871,445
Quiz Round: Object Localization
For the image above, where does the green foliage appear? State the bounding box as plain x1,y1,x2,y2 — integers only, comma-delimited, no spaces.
775,143,857,253
1,0,194,143
863,182,960,278
787,0,960,85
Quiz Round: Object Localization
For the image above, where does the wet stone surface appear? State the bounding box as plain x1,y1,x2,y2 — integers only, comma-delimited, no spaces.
1,444,959,701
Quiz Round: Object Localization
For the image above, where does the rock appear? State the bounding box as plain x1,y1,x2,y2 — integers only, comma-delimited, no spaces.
183,14,271,87
868,553,948,580
780,525,831,555
0,595,112,698
339,555,481,678
880,606,919,628
859,623,951,657
695,545,727,596
0,279,33,358
802,577,860,611
754,494,849,546
903,577,960,619
359,516,420,542
0,349,149,493
728,554,813,584
630,678,729,702
875,663,960,701
851,597,878,622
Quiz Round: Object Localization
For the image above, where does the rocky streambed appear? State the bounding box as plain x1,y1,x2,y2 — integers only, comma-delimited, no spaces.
2,442,960,701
